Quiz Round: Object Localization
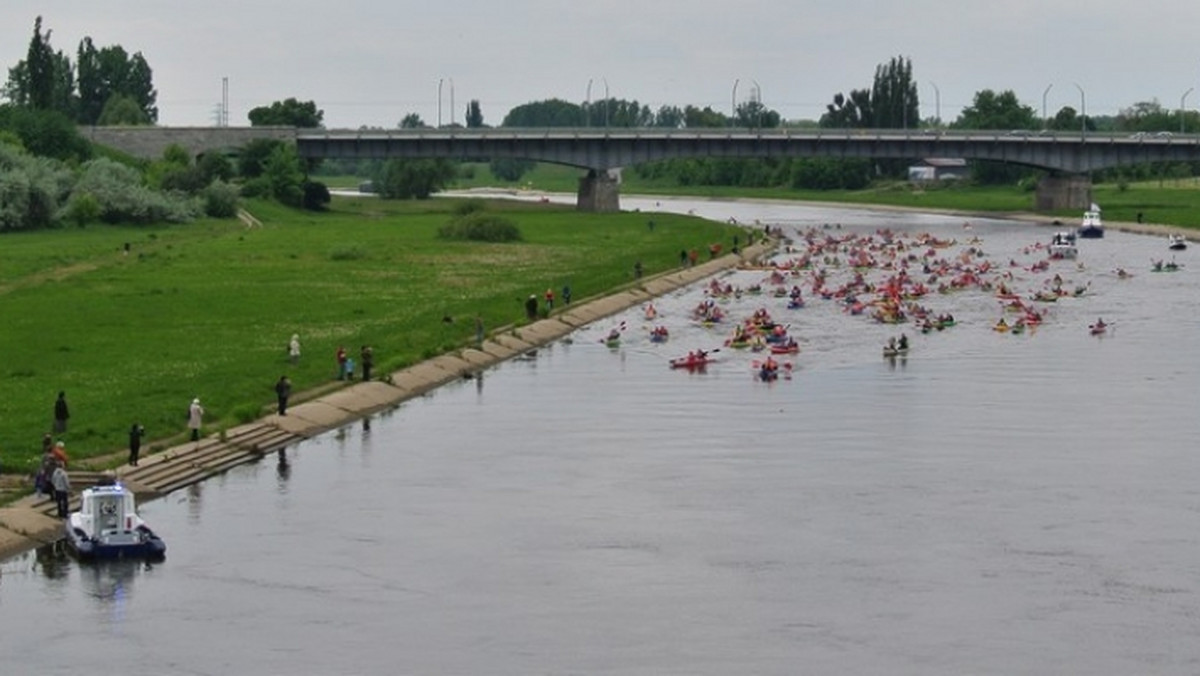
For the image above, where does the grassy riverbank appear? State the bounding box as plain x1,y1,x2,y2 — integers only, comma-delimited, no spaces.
0,197,742,478
438,163,1200,230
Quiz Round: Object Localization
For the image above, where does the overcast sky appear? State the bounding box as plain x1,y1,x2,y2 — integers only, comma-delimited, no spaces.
5,1,1200,129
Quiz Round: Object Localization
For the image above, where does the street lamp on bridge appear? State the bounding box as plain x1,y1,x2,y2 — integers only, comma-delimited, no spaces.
437,78,444,128
929,81,940,128
603,77,610,127
1073,83,1086,137
586,79,593,127
751,79,762,128
1042,83,1053,130
1181,87,1194,134
731,79,739,127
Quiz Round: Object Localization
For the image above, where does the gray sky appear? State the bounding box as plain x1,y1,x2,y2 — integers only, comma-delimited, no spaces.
5,1,1200,129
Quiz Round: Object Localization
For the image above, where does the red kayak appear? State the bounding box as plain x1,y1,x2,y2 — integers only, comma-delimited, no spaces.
669,355,715,369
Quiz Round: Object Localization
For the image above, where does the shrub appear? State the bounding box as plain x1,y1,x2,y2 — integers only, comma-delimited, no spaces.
438,213,523,242
202,180,239,218
65,192,102,226
302,180,330,211
72,157,200,224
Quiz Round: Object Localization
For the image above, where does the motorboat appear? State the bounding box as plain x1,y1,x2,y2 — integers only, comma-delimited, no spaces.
65,483,166,561
1076,205,1104,239
1048,231,1078,259
1168,234,1188,251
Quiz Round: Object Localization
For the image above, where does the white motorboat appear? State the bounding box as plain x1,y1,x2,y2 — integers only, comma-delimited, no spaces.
64,483,166,561
1168,234,1188,251
1049,231,1078,259
1077,205,1104,239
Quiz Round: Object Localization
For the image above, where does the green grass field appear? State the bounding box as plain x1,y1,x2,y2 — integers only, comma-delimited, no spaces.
0,197,741,477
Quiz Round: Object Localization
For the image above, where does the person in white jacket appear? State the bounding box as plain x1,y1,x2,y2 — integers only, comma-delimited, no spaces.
188,398,204,441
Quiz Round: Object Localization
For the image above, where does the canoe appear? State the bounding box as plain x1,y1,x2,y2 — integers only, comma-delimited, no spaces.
770,344,799,354
669,356,714,369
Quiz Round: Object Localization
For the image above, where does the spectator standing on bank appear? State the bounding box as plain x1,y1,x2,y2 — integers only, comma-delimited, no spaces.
36,447,56,497
360,345,374,382
188,398,204,441
51,440,69,467
53,391,69,434
50,461,70,518
525,294,538,320
275,376,291,416
544,288,555,312
634,260,643,279
336,346,348,380
128,423,145,466
288,334,301,364
475,315,485,347
562,284,572,305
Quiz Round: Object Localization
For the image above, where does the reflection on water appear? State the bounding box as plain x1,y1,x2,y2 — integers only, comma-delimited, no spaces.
2,201,1199,674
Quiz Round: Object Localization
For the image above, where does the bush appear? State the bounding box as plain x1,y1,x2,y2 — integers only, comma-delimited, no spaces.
202,180,239,218
438,213,523,242
302,180,330,211
65,192,102,226
72,157,199,224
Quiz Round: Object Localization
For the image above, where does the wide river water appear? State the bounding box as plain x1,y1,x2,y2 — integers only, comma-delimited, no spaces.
2,197,1198,675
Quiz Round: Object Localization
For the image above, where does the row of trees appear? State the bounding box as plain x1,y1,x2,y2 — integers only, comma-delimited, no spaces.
3,17,158,126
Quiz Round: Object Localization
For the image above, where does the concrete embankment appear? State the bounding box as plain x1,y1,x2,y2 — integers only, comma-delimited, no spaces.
0,240,777,561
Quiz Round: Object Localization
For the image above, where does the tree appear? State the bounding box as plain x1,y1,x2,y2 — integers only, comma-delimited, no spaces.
653,105,685,129
96,93,150,125
735,100,781,128
870,56,918,129
682,105,727,128
373,158,455,199
75,38,157,124
248,98,324,127
399,113,426,129
953,90,1038,130
820,89,872,128
503,99,584,127
238,138,285,178
465,100,484,128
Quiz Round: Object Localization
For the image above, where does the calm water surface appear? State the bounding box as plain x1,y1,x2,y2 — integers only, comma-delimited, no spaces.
2,199,1198,675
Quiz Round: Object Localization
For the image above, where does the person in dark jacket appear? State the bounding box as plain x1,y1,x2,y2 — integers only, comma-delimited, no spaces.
53,391,69,434
275,376,292,416
360,345,374,382
128,423,145,466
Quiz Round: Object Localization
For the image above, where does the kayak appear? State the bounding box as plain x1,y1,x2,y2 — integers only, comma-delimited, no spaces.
669,356,714,369
770,344,799,354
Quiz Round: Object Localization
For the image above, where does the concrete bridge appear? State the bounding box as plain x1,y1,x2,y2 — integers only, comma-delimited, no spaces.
82,125,1200,212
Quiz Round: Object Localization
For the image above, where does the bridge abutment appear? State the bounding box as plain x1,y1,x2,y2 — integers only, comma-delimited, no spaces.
577,171,620,212
1035,174,1092,211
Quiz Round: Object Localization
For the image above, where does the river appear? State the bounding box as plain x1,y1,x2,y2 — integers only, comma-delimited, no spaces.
2,198,1198,675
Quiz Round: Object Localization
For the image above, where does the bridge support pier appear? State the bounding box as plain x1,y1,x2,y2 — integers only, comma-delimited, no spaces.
1035,174,1092,211
577,171,621,212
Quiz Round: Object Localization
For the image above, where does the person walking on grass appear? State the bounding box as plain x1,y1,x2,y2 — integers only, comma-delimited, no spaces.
53,391,69,434
188,398,204,441
275,376,292,416
128,422,145,466
288,334,301,364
